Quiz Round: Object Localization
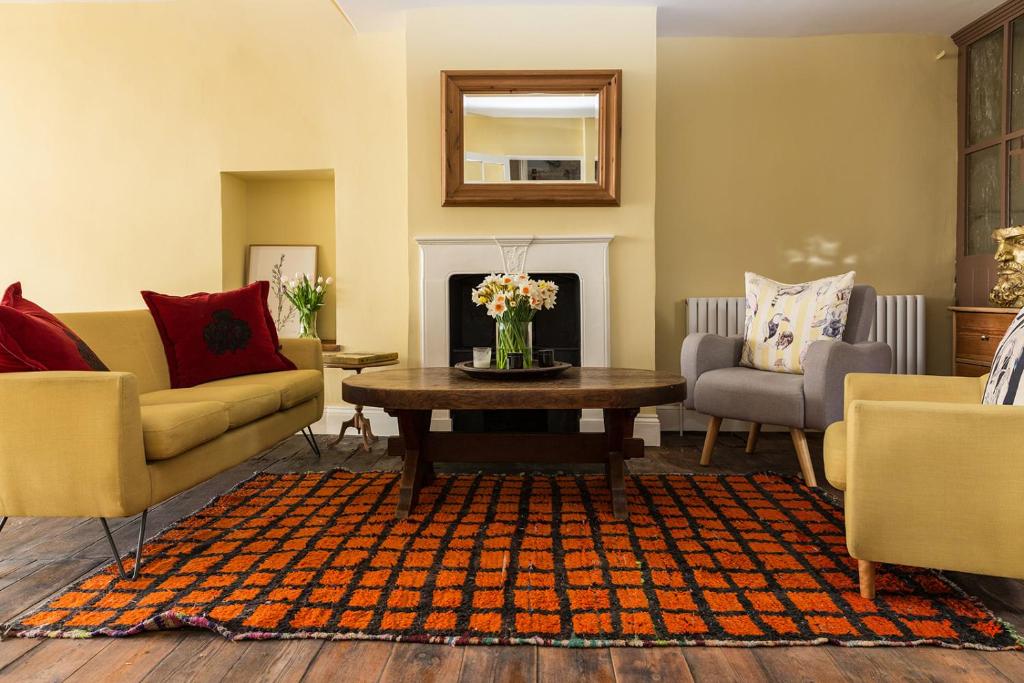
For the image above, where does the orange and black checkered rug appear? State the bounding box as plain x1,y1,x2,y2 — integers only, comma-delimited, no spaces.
11,471,1021,648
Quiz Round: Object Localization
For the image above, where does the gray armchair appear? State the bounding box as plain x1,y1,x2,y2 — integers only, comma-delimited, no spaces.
680,285,891,486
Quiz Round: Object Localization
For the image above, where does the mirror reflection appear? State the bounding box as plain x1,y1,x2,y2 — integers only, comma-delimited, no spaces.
463,93,599,184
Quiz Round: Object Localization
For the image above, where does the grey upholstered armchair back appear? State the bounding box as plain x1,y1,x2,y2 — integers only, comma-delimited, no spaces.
842,285,877,344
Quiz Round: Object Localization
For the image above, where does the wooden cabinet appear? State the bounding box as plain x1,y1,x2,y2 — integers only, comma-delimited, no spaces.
953,0,1024,305
950,306,1017,376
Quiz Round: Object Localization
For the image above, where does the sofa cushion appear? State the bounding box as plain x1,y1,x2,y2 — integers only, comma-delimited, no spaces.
141,384,280,429
200,369,322,409
694,366,805,428
823,421,847,491
0,282,109,373
141,282,295,388
141,401,229,461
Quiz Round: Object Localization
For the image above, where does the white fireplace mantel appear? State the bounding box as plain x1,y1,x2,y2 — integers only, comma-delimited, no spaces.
413,235,662,445
417,234,613,370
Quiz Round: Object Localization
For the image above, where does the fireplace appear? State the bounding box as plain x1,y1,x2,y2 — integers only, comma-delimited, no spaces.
448,272,581,433
414,234,672,443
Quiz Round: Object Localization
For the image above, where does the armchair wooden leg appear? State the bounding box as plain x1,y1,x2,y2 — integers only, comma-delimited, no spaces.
858,560,876,599
700,416,722,466
789,428,817,487
745,423,761,454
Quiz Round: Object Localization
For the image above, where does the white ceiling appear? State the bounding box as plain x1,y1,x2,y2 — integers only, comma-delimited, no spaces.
335,0,1005,37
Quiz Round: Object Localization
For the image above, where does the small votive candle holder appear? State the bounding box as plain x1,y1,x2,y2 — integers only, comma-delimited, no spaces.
506,352,524,369
535,349,555,367
472,347,492,368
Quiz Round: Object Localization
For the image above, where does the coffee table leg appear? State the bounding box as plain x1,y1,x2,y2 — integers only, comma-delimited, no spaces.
604,408,639,520
394,410,430,519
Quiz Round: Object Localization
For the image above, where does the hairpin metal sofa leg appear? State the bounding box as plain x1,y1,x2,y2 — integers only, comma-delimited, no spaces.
99,509,148,580
302,426,322,458
0,517,7,535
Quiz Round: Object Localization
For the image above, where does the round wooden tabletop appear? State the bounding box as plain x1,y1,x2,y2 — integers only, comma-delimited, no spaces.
342,367,686,410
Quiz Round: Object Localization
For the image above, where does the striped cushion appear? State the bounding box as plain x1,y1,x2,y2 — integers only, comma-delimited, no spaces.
740,271,855,374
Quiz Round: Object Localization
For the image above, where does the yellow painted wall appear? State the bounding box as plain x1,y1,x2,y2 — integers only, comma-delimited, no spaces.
464,114,586,157
0,0,962,415
220,173,249,292
584,117,598,183
0,0,409,409
405,6,659,371
656,35,958,375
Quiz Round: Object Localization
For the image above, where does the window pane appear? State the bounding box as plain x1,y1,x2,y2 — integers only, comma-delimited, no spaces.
1013,20,1024,131
1010,138,1024,226
967,145,1000,255
969,29,1004,146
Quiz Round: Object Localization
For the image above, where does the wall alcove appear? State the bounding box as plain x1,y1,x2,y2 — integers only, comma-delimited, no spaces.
220,169,337,341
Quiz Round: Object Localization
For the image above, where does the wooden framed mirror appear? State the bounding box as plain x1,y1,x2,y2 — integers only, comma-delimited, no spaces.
442,70,621,207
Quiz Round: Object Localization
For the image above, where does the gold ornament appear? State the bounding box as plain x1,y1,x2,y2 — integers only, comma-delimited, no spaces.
990,226,1024,308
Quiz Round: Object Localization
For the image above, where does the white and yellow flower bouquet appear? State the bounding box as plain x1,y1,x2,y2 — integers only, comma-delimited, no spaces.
471,273,559,368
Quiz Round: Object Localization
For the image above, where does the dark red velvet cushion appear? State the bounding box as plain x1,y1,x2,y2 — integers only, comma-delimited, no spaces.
141,281,296,388
0,282,109,372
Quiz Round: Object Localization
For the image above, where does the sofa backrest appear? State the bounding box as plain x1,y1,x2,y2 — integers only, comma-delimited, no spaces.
57,310,170,393
844,285,876,344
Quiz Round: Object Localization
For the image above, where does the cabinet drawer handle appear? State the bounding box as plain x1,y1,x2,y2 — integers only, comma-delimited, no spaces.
980,334,990,341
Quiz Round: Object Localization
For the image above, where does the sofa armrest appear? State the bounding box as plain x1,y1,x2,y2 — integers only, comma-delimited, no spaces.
844,400,1024,578
680,333,742,409
0,371,151,518
803,340,892,429
280,338,324,374
842,373,983,419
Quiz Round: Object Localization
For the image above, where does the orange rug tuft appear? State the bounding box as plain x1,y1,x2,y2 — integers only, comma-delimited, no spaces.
10,471,1021,649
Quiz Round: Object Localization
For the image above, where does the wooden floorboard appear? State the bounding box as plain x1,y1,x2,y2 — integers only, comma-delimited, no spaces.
300,641,394,683
609,646,694,682
0,431,1020,682
378,642,465,683
537,646,615,683
458,645,537,683
681,647,769,682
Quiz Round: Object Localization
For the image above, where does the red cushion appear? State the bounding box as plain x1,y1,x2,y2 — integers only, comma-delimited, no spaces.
142,281,296,388
0,282,109,372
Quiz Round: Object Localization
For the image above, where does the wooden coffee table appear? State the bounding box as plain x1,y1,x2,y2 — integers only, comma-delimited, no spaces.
342,367,685,520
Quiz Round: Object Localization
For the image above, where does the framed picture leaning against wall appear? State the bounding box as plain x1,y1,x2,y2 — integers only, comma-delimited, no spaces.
246,244,318,338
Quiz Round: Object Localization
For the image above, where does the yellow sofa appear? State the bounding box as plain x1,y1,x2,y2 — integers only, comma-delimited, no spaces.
823,373,1024,599
0,309,323,576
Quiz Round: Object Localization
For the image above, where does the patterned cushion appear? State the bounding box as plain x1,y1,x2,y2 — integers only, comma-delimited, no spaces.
142,282,296,388
740,271,855,374
982,306,1024,405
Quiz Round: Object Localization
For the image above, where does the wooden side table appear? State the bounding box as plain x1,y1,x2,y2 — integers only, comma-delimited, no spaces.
323,356,399,452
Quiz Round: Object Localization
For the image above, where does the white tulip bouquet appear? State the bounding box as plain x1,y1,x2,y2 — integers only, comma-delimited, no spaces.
281,272,333,339
471,273,558,368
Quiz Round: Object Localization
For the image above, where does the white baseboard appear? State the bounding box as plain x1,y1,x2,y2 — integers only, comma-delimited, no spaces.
312,405,662,446
655,404,786,433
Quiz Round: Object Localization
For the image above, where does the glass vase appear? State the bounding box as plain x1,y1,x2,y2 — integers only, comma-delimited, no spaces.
298,309,319,339
495,319,532,369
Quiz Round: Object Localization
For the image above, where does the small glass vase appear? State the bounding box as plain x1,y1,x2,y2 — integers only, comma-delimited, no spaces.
496,319,532,369
298,309,319,339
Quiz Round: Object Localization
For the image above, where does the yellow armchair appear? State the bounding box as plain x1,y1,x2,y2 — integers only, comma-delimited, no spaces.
824,373,1024,599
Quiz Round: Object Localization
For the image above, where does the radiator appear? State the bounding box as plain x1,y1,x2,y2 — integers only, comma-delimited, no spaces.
685,294,927,375
867,295,927,375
